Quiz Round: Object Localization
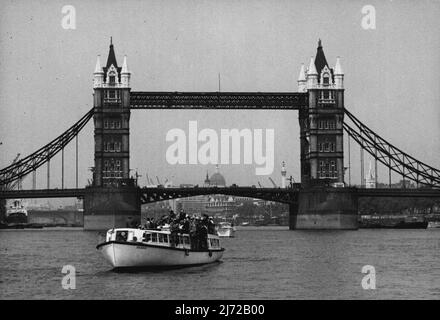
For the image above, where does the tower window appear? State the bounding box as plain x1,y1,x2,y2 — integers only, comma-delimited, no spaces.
323,76,329,85
109,75,116,84
330,161,337,178
104,90,120,101
319,161,326,178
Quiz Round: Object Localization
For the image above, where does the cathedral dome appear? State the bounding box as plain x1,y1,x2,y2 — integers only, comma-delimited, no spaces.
209,165,226,187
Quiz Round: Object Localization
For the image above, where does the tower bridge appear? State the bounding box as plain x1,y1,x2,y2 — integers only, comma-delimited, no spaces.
1,39,440,230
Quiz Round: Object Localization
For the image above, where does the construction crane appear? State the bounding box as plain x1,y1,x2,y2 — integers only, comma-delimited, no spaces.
258,181,263,188
268,177,278,188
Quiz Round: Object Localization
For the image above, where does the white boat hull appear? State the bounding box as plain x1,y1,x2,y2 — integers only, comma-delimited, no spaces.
98,242,224,268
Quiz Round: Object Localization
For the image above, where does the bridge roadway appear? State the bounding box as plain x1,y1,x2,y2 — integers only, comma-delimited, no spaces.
1,186,440,202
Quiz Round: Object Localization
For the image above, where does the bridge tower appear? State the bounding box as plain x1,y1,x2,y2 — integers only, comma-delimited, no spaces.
93,39,131,186
298,39,344,186
291,40,358,230
83,39,141,230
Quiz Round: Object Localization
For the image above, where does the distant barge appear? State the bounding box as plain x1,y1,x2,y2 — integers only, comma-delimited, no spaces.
359,215,428,229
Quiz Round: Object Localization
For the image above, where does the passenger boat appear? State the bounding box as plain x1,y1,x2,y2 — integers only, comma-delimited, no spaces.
96,228,224,268
359,215,428,229
428,221,440,228
5,199,28,225
216,222,235,237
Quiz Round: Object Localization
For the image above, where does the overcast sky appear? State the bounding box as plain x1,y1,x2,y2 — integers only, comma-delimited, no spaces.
0,0,439,189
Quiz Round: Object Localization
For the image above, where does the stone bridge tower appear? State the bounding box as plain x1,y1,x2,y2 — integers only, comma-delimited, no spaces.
84,40,141,230
298,39,345,186
92,39,131,187
291,40,358,230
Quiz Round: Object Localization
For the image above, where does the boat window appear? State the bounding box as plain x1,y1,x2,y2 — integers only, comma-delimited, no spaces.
143,233,151,242
151,233,157,242
116,231,128,242
158,234,164,243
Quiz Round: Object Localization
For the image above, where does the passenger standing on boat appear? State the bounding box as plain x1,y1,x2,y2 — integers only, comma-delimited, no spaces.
144,218,151,229
168,210,176,223
189,218,198,250
199,223,208,250
178,210,186,222
208,217,216,234
182,216,191,234
170,220,180,246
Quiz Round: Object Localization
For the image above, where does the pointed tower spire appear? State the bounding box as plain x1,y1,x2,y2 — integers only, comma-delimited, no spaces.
121,54,131,87
122,55,129,74
308,56,318,75
93,55,104,88
106,38,118,68
297,63,307,92
334,56,344,89
306,56,318,89
334,56,343,75
314,39,329,77
298,63,306,81
94,55,103,74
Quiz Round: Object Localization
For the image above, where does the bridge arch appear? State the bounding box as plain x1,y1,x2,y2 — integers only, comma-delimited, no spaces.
138,187,299,205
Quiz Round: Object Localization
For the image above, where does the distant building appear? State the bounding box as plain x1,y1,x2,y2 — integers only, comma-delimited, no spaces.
207,165,226,187
177,165,237,217
365,161,376,189
176,196,207,214
281,161,287,188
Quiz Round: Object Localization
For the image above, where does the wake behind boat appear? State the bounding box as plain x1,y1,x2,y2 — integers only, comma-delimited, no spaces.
97,228,224,268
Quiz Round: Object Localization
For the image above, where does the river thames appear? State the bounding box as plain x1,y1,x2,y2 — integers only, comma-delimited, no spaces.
0,227,439,299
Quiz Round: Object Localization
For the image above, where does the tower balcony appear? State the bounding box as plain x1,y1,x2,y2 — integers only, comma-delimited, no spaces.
103,97,122,104
317,99,336,107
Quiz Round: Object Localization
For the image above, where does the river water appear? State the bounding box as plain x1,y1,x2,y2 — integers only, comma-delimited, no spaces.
0,227,439,299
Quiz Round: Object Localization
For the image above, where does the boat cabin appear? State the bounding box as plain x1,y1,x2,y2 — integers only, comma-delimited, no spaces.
105,228,221,250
